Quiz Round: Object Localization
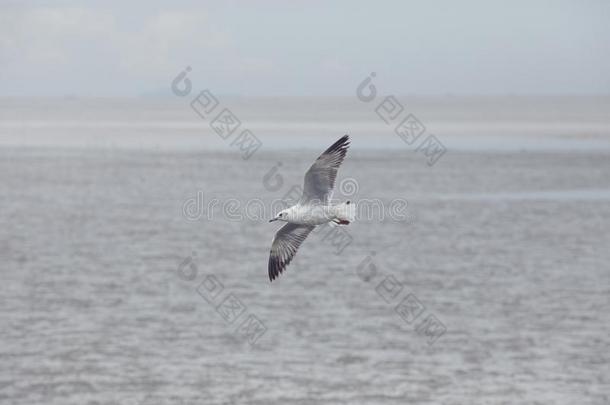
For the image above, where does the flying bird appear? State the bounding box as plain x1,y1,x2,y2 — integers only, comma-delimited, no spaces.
268,135,355,281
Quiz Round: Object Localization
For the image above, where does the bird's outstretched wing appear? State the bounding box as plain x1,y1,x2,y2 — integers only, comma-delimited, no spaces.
300,135,350,204
268,223,315,281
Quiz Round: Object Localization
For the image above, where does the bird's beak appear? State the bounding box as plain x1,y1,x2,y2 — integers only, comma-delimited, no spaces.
269,218,277,222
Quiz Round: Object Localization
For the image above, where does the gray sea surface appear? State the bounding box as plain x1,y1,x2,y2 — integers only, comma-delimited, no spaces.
1,96,609,404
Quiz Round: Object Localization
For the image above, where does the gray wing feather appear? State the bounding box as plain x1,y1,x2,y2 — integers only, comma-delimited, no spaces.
268,223,315,281
300,135,350,204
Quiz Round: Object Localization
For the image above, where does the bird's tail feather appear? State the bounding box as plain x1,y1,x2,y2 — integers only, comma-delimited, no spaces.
331,201,355,225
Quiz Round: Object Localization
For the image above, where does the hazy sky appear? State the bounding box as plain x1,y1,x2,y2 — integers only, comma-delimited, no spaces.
1,0,609,97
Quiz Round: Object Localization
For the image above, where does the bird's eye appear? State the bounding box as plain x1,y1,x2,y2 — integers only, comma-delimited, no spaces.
279,213,284,217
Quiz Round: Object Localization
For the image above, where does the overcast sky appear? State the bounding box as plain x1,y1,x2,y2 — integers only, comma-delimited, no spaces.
1,0,609,97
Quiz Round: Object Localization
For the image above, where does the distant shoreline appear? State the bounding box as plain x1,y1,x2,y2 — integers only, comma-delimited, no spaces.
1,96,608,151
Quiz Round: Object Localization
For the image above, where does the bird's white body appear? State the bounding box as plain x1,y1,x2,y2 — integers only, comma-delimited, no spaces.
280,202,353,226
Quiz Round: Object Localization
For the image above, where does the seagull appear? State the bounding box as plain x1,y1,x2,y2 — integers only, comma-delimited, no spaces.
268,135,355,281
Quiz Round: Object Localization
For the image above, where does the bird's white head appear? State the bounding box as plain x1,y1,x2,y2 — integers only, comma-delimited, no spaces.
269,209,289,223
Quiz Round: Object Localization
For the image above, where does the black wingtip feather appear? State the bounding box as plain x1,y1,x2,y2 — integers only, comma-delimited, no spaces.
323,134,350,155
269,254,285,282
268,253,291,282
